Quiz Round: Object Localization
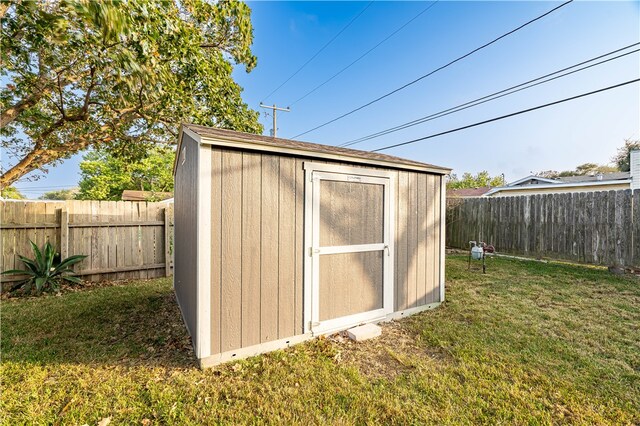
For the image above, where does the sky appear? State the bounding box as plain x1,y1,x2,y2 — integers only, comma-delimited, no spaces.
5,0,640,198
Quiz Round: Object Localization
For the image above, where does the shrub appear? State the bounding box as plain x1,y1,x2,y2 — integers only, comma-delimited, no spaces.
2,241,87,294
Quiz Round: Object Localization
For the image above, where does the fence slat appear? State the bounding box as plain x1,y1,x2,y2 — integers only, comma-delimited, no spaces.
446,190,637,267
0,200,174,284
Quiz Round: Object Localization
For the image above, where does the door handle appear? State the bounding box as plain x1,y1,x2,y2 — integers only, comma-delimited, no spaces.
384,244,390,256
309,247,320,256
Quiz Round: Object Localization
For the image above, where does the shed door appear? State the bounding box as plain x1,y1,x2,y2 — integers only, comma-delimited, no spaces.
305,165,394,335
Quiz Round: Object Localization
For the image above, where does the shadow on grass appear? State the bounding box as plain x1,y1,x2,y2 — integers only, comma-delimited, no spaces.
1,280,199,369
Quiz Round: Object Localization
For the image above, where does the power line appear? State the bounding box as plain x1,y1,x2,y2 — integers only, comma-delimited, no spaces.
15,185,78,190
291,0,574,139
340,43,640,147
289,1,439,107
261,1,374,102
371,78,640,152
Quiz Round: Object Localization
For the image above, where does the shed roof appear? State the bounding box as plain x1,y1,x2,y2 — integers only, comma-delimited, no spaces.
181,124,451,175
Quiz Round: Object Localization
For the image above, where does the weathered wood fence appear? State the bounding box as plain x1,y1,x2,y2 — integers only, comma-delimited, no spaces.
1,200,174,282
446,190,639,267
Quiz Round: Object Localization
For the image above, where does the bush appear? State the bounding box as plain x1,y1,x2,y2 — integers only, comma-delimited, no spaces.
2,241,87,294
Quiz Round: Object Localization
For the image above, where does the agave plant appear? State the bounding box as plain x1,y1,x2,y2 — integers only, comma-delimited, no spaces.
2,241,87,294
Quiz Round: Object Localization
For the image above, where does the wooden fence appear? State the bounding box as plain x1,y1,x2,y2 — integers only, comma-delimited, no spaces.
446,189,639,267
1,200,174,283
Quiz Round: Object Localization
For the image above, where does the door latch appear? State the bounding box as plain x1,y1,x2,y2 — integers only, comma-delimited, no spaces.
309,247,320,256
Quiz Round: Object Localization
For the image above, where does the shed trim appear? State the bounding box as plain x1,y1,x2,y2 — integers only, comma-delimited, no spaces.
303,162,395,335
196,143,212,358
303,162,398,177
199,333,314,369
172,126,202,176
384,301,441,321
439,176,446,303
199,135,448,175
198,301,441,368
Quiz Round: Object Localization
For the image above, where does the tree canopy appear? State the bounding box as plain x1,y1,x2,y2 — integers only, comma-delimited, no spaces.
448,171,505,189
39,188,78,200
76,146,174,201
612,139,640,172
1,0,262,188
536,163,619,179
0,186,24,199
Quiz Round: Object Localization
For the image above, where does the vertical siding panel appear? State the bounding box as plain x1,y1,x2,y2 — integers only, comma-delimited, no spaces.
173,136,199,340
210,148,222,356
396,171,409,311
406,172,418,308
633,190,640,267
261,155,280,343
425,175,436,303
278,157,296,339
241,152,262,347
294,159,304,334
433,176,442,302
221,150,243,352
416,174,427,306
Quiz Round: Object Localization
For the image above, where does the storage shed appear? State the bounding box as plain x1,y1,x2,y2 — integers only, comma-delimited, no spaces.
173,124,451,368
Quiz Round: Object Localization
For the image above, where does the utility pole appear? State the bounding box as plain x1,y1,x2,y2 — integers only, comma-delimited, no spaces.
259,103,290,138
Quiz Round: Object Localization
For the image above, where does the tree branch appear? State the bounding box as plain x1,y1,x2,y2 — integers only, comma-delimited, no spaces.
0,85,49,128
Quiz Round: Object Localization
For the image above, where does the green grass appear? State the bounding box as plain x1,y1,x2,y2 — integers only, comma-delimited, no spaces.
2,256,639,425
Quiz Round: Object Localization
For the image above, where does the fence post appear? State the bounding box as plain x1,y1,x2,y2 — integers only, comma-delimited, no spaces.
59,208,69,259
164,207,171,277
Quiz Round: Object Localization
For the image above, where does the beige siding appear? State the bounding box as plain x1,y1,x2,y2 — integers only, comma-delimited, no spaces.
205,147,444,355
220,151,242,352
395,172,443,310
174,133,199,339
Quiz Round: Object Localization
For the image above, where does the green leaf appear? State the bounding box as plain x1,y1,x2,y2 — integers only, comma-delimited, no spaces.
35,277,46,292
44,242,55,272
30,241,44,270
62,275,83,285
2,0,263,186
1,269,37,276
16,255,40,274
55,255,88,270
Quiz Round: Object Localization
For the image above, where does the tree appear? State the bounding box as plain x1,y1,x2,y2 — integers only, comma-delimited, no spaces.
39,188,78,200
0,186,24,199
76,146,174,200
612,139,640,172
448,171,505,189
536,163,619,178
1,0,262,188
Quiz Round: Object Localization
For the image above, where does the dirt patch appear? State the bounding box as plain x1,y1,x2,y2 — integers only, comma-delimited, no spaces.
328,320,448,380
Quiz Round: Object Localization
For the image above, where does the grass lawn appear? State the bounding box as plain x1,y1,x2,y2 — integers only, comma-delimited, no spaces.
1,255,639,425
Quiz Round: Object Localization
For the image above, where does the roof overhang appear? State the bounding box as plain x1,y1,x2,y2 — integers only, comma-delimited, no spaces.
174,124,451,176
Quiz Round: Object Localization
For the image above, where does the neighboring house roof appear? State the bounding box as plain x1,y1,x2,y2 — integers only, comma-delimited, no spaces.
178,124,451,175
507,172,631,187
507,175,559,186
555,172,630,183
121,190,173,201
448,187,492,198
485,179,631,196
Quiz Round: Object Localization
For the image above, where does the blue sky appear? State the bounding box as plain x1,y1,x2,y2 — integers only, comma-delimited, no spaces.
8,1,640,198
